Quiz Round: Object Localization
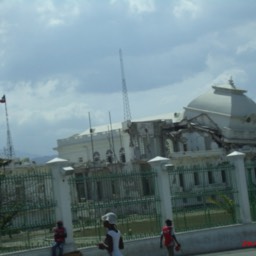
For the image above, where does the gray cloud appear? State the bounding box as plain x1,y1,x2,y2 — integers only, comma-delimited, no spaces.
0,0,256,156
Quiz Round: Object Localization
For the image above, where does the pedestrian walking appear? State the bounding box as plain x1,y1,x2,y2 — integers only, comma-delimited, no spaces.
97,212,124,256
160,219,181,256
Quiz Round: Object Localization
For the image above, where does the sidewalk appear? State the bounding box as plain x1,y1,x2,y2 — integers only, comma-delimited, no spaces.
195,247,256,256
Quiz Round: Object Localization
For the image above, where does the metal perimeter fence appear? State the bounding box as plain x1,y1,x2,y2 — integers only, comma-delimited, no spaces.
0,170,56,254
245,163,256,221
69,169,162,248
0,163,243,254
169,163,239,231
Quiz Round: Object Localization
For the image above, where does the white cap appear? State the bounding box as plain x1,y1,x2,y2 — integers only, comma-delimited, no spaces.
101,212,117,225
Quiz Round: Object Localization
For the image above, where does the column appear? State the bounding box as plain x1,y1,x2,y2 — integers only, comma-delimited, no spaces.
227,151,251,223
47,157,76,253
148,156,173,224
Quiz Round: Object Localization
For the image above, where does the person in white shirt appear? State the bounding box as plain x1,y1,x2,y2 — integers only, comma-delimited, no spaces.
97,212,124,256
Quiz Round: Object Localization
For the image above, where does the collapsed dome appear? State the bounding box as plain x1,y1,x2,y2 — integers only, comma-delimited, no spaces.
184,79,256,130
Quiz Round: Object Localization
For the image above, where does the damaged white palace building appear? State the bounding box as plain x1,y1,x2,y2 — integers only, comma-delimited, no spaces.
55,79,256,169
52,79,256,206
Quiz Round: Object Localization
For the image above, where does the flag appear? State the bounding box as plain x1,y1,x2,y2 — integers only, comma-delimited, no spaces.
0,95,5,103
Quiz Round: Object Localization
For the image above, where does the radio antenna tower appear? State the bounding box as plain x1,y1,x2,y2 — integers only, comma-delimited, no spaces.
119,49,132,121
0,95,15,160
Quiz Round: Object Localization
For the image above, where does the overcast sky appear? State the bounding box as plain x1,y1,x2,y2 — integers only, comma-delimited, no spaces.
0,0,256,157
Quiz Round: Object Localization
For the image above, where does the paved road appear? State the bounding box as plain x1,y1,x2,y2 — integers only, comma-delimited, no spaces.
194,248,256,256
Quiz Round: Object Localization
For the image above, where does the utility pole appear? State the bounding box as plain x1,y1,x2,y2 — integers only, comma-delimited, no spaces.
119,49,132,122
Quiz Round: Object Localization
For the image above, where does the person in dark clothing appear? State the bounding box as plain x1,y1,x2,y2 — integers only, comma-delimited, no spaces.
52,220,67,256
160,219,180,256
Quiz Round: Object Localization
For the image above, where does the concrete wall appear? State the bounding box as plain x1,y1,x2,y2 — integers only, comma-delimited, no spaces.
3,223,256,256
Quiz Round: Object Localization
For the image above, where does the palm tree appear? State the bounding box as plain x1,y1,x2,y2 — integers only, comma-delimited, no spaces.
207,194,236,222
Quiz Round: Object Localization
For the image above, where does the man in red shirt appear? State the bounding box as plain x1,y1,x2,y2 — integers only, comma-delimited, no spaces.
51,220,67,256
160,219,181,256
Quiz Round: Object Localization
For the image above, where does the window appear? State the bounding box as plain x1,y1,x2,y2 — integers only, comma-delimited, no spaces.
194,172,199,185
78,157,83,163
119,147,126,163
106,149,113,163
111,181,116,196
15,185,25,201
208,171,214,184
93,152,100,162
142,177,154,196
205,136,211,150
75,173,86,202
85,175,92,200
15,180,25,201
179,173,184,188
211,195,216,200
173,141,179,152
197,196,202,202
96,181,103,200
221,170,226,183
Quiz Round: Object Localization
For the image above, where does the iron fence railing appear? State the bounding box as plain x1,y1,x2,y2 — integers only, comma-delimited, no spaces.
0,162,249,254
245,163,256,221
169,164,239,231
0,170,56,253
69,170,161,248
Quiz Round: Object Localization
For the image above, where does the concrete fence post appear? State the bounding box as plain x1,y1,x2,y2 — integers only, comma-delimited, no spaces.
227,151,251,223
47,157,76,253
148,156,173,225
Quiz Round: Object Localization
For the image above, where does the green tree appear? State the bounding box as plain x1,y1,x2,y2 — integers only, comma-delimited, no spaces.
207,194,236,222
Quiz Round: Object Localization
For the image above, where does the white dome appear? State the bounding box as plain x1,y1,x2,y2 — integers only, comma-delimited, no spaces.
184,81,256,119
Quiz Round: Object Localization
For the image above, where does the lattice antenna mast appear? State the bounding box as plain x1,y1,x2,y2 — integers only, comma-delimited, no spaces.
1,95,15,160
119,49,132,121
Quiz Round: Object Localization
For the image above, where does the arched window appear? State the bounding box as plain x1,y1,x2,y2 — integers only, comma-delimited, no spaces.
93,151,100,162
106,149,113,163
119,147,126,163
